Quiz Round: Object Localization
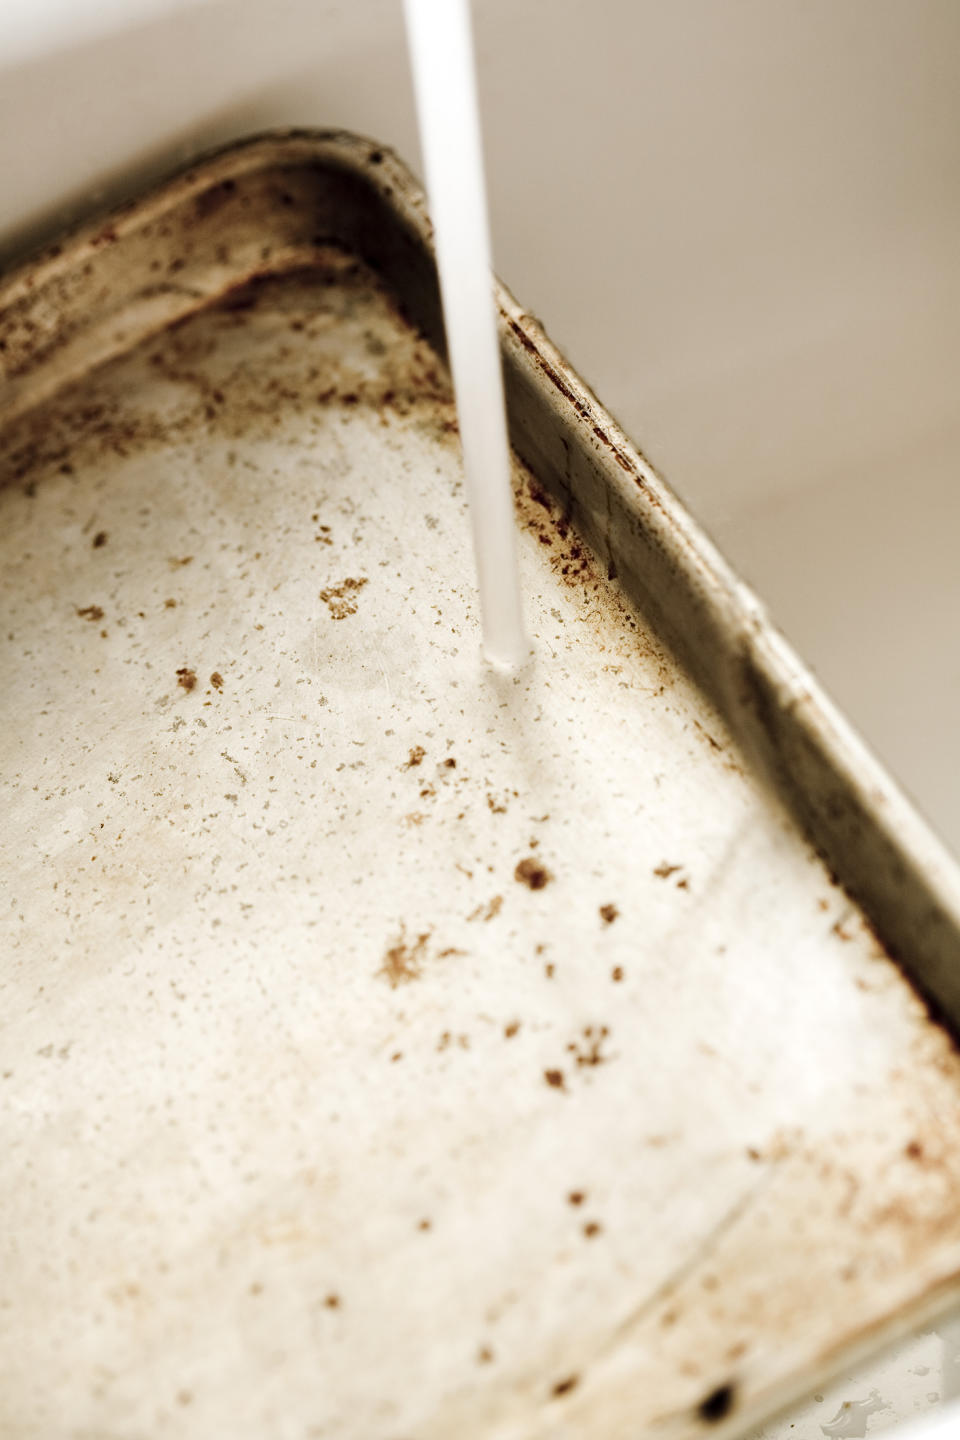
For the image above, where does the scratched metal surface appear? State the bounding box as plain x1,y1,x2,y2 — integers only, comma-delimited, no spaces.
4,136,960,1440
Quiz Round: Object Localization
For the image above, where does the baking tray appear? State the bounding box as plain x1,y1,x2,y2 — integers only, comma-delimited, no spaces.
3,130,960,1440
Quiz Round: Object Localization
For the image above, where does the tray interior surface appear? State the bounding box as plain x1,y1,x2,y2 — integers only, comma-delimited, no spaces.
4,245,960,1440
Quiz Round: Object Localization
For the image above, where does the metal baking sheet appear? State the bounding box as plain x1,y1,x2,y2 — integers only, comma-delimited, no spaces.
4,131,960,1440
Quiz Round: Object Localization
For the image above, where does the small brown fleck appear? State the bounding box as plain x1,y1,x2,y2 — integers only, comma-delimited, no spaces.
654,862,681,879
404,745,426,769
417,1218,432,1232
676,877,689,891
323,1293,341,1309
477,1345,494,1365
582,1220,602,1238
176,668,197,692
544,1068,565,1090
551,1375,579,1399
76,605,104,622
599,903,619,925
378,929,430,987
390,1051,403,1063
210,671,224,691
487,793,508,814
176,1390,193,1407
168,555,193,569
746,1146,762,1162
92,530,108,548
611,966,624,983
515,857,552,890
544,962,555,979
164,597,177,609
443,756,457,768
567,1191,585,1207
320,576,368,619
905,1140,924,1161
504,1020,520,1039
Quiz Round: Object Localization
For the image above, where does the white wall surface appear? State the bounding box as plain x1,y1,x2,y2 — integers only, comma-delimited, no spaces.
2,5,960,1434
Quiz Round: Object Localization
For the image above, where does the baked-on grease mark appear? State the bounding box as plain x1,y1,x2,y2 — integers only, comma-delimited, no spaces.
654,862,681,879
698,1383,736,1423
320,576,368,619
377,929,430,987
599,903,619,925
210,671,224,691
176,668,197,692
544,1068,566,1091
515,857,552,890
403,745,426,769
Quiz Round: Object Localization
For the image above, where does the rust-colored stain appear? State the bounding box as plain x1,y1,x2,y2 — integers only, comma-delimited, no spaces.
468,895,503,923
503,1021,520,1039
544,1068,565,1091
599,903,619,925
210,671,224,691
176,668,197,692
567,1191,586,1207
403,745,426,769
76,604,104,622
320,576,368,619
582,1220,602,1238
654,861,682,879
611,966,624,983
377,929,430,987
515,857,552,890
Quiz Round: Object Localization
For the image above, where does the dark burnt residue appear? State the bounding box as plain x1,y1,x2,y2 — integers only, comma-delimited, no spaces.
544,1069,565,1091
92,530,108,548
319,576,367,619
599,903,618,925
176,668,197,692
515,857,552,890
403,746,426,770
551,1375,579,1400
76,604,104,622
698,1383,736,1424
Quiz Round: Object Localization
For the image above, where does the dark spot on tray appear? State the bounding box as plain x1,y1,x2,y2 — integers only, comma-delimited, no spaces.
92,530,108,548
504,1020,520,1038
544,962,555,979
369,150,384,165
320,576,368,619
582,1221,602,1238
515,857,551,890
654,862,681,879
599,903,618,925
168,555,193,569
611,966,624,982
698,1383,736,1423
551,1375,579,1399
164,598,177,608
905,1140,924,1161
210,672,224,691
377,929,430,987
544,1068,565,1090
76,605,104,622
746,1146,762,1162
477,1345,494,1365
443,756,456,769
176,1389,193,1407
417,1218,432,1232
404,746,426,769
568,1191,585,1207
323,1293,341,1309
176,668,197,692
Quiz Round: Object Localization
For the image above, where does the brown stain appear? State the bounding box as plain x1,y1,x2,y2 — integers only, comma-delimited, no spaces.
477,1345,494,1365
654,862,682,879
468,895,503,923
92,530,108,548
323,1293,341,1309
176,668,197,692
167,555,193,569
210,671,224,691
599,903,619,925
567,1191,586,1206
611,966,624,983
698,1383,737,1423
582,1220,602,1238
515,857,552,890
377,929,430,988
320,576,368,619
503,1021,520,1039
567,1025,611,1069
551,1376,579,1399
544,1068,565,1090
164,597,177,609
403,745,426,769
76,604,104,622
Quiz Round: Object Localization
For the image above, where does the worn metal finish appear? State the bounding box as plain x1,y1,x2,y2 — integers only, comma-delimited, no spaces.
3,132,960,1440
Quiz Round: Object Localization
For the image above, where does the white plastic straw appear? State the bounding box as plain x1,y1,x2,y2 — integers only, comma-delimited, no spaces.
403,0,527,669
